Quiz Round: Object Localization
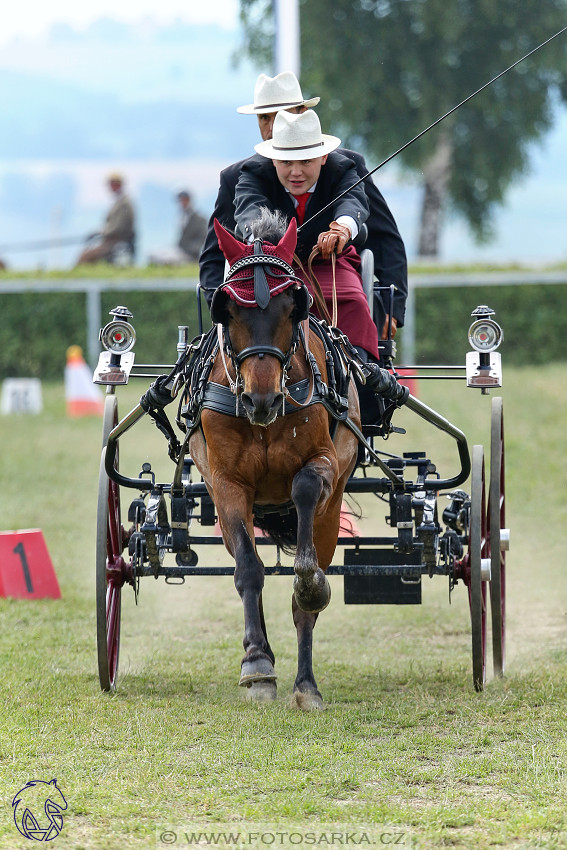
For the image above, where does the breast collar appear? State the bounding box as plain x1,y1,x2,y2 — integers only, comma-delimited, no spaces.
179,318,351,434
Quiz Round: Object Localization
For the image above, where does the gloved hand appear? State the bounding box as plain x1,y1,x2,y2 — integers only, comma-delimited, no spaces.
316,221,352,259
381,315,398,340
363,361,409,404
140,375,174,410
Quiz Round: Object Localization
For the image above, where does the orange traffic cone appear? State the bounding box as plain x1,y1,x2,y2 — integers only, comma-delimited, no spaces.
65,345,104,417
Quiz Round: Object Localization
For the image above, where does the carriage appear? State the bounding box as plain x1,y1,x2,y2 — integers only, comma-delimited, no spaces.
94,227,509,706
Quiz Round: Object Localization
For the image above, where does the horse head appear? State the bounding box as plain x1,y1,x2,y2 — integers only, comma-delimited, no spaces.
212,211,311,426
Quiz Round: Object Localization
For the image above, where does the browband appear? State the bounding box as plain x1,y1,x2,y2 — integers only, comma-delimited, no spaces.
225,253,301,283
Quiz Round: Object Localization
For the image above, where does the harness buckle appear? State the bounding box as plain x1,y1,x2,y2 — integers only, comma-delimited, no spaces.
350,359,367,384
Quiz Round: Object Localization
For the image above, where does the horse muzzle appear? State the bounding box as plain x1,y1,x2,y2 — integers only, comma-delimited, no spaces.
240,390,284,426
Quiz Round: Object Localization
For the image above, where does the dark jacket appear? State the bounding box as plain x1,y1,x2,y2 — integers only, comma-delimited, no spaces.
199,149,408,325
234,152,369,264
199,158,246,303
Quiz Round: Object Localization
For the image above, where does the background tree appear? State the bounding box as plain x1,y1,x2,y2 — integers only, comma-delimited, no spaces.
238,0,567,258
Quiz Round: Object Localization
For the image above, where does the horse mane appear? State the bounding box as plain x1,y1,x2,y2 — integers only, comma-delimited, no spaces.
248,207,289,244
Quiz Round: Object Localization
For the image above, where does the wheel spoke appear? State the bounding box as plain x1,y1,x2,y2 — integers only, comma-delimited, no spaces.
107,481,123,558
489,396,506,677
469,444,487,691
97,393,126,692
106,583,121,685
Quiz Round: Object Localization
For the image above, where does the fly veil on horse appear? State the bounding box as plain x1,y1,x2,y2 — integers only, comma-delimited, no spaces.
184,210,366,709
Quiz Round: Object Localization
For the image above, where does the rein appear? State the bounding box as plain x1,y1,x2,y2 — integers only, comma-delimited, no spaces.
293,249,338,328
282,322,316,410
217,323,238,394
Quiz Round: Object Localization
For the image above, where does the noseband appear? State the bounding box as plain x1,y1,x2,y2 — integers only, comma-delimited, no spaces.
232,342,292,366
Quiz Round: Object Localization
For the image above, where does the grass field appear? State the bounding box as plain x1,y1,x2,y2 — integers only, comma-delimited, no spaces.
0,365,566,849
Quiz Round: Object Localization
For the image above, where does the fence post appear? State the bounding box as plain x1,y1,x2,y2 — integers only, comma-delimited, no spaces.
86,284,101,369
402,284,416,365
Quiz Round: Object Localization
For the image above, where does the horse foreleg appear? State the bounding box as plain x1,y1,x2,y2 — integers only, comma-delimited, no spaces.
290,595,324,711
258,592,274,664
222,515,277,693
291,465,332,613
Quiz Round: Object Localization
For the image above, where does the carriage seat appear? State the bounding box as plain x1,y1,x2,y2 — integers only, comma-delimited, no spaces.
359,248,374,312
351,223,374,311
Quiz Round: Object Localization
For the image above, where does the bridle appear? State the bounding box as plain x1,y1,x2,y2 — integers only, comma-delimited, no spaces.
217,296,304,400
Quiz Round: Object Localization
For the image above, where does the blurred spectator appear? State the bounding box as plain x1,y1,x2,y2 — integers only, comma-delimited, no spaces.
0,259,6,270
148,190,207,265
76,172,136,265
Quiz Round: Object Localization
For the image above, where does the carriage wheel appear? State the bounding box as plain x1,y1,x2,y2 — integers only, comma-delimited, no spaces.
468,444,488,692
96,393,128,692
489,397,507,678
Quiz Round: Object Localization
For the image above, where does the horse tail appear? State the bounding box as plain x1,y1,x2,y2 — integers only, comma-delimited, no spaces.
253,502,298,556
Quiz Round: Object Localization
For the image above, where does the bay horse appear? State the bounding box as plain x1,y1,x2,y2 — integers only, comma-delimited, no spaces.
188,211,360,710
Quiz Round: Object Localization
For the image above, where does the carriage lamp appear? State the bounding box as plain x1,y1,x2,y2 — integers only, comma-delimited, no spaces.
93,306,136,385
468,306,503,353
100,306,136,355
466,306,503,392
100,319,136,355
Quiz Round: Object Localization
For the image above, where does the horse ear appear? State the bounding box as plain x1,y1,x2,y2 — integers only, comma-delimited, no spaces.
213,219,247,266
276,217,298,265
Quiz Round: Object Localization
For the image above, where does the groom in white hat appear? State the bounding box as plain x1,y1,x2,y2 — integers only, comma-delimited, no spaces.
199,71,407,341
200,73,317,296
237,71,320,143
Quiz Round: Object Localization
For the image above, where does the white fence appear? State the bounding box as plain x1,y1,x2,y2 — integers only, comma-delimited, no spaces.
403,271,567,362
1,272,566,367
0,277,199,368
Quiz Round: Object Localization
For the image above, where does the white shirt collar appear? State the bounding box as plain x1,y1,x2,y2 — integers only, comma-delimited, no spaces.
286,183,317,206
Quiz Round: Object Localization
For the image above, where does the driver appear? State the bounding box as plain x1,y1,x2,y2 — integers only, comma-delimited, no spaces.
234,109,379,363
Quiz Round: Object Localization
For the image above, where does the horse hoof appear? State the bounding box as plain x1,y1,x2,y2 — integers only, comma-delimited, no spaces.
239,657,277,687
290,690,325,711
293,568,331,613
245,680,278,702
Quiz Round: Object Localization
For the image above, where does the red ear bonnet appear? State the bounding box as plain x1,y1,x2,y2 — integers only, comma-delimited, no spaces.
213,219,249,267
274,216,297,265
212,217,301,307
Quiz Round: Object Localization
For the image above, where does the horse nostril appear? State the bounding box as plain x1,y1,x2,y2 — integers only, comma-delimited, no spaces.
269,393,284,415
240,393,255,414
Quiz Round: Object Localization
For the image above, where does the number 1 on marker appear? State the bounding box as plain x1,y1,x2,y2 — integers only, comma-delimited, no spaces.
13,542,34,593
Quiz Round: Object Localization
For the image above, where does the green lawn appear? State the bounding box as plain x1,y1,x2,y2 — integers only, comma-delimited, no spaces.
0,366,566,849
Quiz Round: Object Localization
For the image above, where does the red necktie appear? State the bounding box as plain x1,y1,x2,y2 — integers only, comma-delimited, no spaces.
294,193,310,224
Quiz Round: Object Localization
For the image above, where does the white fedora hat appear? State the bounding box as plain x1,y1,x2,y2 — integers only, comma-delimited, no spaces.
254,110,340,160
237,71,320,115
